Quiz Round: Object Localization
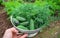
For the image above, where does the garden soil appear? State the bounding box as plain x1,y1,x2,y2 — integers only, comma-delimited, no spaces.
0,6,12,38
0,6,60,38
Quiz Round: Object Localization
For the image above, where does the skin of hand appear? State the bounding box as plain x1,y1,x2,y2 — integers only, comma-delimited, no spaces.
3,27,28,38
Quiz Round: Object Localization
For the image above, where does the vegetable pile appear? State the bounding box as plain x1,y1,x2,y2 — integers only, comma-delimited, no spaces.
10,3,51,30
3,0,60,30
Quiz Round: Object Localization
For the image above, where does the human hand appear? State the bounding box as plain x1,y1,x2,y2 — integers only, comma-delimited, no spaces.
3,27,28,38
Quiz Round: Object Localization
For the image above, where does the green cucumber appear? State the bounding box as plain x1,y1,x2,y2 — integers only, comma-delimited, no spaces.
17,25,28,30
16,16,26,21
20,21,29,25
12,18,19,24
30,19,35,30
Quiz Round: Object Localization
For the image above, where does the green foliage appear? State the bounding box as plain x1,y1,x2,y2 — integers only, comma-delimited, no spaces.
10,3,51,30
4,0,21,2
4,0,60,30
43,0,60,15
0,0,3,5
46,0,60,20
23,0,35,2
0,0,2,3
3,1,21,15
34,0,54,16
46,0,60,11
35,0,60,15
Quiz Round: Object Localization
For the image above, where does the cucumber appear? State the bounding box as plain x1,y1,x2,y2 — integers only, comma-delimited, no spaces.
20,21,29,25
30,19,35,30
17,25,28,30
16,16,26,21
12,18,19,24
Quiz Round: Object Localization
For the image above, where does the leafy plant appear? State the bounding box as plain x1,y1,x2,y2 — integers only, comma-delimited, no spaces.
43,0,60,15
0,0,2,4
0,0,3,5
3,1,21,15
23,0,35,2
34,0,54,16
8,3,51,30
4,0,59,30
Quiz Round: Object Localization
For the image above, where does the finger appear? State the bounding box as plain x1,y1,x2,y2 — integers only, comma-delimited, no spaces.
3,27,18,38
4,27,18,36
9,27,18,33
20,34,28,38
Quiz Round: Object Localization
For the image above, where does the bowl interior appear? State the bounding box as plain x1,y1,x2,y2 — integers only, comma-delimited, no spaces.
10,16,41,33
